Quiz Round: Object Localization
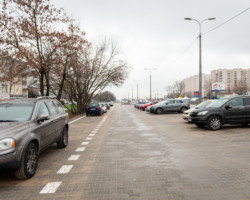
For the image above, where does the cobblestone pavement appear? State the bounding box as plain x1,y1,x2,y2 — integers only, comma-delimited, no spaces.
0,104,250,200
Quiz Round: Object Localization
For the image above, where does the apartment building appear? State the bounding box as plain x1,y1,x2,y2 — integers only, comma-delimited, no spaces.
182,74,211,97
211,68,250,93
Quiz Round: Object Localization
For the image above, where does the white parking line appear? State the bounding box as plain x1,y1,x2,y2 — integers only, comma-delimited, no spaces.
57,165,73,174
81,141,89,145
89,134,95,137
68,155,80,161
75,147,86,152
40,182,62,194
69,116,85,125
85,137,92,141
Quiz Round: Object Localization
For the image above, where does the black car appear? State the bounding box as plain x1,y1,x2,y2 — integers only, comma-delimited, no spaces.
0,97,69,179
189,95,250,130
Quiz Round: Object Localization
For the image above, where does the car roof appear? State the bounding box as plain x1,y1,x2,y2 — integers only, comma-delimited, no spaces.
0,97,58,105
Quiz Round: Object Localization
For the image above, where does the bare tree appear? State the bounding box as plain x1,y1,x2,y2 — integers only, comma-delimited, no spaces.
94,91,116,102
233,80,247,95
63,40,129,114
0,0,70,96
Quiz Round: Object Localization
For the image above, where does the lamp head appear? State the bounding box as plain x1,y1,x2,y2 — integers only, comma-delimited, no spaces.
184,18,192,20
208,18,216,20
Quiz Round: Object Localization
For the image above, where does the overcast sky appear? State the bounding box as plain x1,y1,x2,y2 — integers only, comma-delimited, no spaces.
53,0,250,100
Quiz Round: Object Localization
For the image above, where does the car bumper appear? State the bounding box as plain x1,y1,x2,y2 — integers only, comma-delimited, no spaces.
0,151,20,170
188,116,207,124
87,110,101,114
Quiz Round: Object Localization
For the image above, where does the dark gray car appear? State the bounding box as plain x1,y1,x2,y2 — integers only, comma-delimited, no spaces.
150,99,190,114
0,97,69,179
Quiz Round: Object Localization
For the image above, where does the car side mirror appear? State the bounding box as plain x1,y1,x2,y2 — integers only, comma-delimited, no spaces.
38,114,50,122
225,105,232,110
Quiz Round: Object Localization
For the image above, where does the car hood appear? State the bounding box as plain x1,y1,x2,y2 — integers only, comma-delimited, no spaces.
0,121,30,138
190,107,216,113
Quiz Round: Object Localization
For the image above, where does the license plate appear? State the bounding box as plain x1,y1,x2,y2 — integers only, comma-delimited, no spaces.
90,108,95,110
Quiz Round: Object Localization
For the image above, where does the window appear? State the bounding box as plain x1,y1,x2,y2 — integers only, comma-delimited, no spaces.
168,100,174,104
243,98,250,106
228,98,243,107
46,101,58,116
175,100,182,104
55,101,65,114
37,102,50,118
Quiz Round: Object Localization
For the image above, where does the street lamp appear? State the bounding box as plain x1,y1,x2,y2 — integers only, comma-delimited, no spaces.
144,68,157,101
185,17,215,102
133,80,141,101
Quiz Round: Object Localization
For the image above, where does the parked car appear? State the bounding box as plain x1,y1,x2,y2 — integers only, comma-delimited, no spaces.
145,105,152,112
105,103,110,110
86,103,104,116
100,103,108,113
150,99,190,114
183,100,215,121
0,97,69,179
188,95,250,130
134,101,147,108
140,101,160,111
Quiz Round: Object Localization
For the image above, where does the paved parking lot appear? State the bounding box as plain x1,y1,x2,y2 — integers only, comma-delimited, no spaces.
0,104,250,200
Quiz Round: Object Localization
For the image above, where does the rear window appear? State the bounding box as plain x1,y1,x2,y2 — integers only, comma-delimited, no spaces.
243,98,250,106
88,103,99,107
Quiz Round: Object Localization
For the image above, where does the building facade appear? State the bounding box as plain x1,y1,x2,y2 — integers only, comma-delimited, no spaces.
211,68,250,93
182,74,211,97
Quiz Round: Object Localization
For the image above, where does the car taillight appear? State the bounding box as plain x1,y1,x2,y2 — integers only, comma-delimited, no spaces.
188,104,190,107
98,106,101,110
86,107,88,110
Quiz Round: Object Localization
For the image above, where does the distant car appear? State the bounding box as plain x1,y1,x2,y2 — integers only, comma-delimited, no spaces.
150,99,190,114
145,105,152,112
140,101,160,111
100,103,107,113
189,95,250,130
86,103,104,116
134,101,147,108
105,103,110,109
0,97,69,179
183,100,215,121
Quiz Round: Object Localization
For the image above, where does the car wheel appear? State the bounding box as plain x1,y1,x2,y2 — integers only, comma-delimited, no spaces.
156,108,163,114
57,127,68,148
15,143,38,179
86,113,89,116
207,116,222,130
196,123,205,128
180,107,187,113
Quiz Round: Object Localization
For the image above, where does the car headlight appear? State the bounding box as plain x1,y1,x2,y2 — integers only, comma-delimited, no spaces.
197,111,208,115
0,138,15,150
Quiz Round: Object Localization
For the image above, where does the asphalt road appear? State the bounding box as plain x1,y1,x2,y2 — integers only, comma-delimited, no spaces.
0,104,250,200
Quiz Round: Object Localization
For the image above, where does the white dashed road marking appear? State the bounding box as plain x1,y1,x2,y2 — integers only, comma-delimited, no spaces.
68,155,80,161
75,147,86,152
81,141,89,145
57,165,74,174
85,137,92,141
40,182,62,194
89,134,95,137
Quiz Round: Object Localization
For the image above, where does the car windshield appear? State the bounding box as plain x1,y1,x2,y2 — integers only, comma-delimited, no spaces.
0,104,34,122
207,99,229,108
196,101,212,109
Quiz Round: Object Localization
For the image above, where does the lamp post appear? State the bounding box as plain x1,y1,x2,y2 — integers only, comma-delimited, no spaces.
185,17,215,102
145,68,157,101
133,80,141,101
